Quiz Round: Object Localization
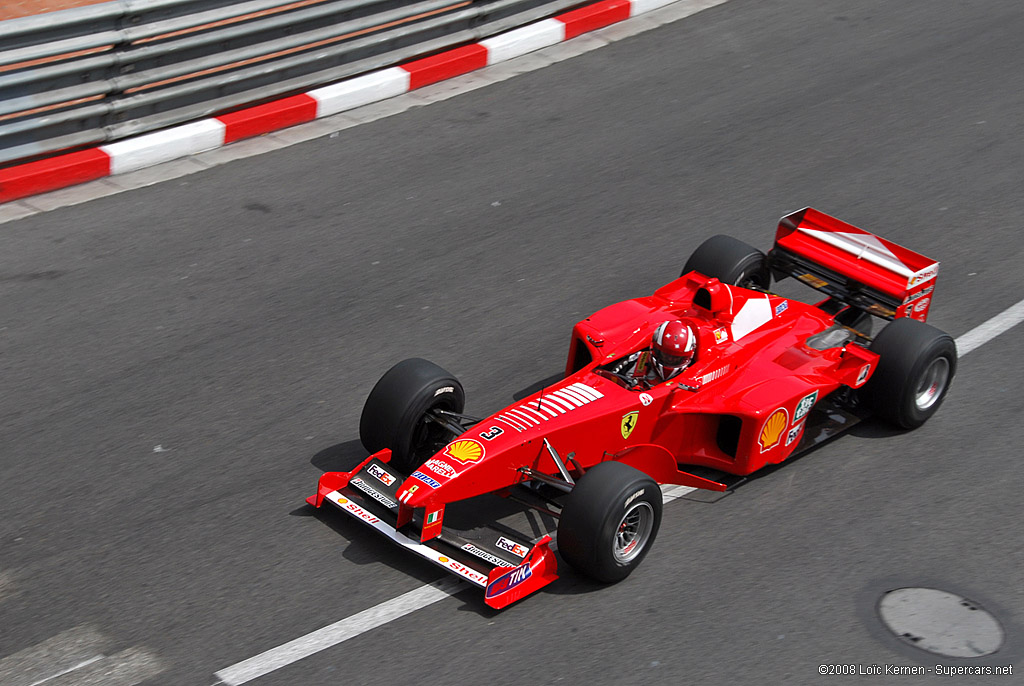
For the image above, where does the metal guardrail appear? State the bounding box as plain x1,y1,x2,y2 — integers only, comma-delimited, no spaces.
0,0,583,166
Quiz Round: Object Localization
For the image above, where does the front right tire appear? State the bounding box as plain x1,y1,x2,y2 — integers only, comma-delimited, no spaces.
359,358,465,474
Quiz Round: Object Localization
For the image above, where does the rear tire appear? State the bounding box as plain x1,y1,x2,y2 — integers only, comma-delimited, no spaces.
682,234,771,288
359,358,465,474
861,318,957,429
557,462,662,583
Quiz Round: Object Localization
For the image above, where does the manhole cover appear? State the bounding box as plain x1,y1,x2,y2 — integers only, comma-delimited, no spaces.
878,587,1004,657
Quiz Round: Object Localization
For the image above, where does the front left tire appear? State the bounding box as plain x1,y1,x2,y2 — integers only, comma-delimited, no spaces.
682,234,771,289
556,462,663,583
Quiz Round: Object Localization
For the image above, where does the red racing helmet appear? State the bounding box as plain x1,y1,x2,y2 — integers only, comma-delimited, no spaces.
652,320,696,379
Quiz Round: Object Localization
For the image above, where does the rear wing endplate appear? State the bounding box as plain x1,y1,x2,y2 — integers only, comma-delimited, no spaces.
769,207,939,321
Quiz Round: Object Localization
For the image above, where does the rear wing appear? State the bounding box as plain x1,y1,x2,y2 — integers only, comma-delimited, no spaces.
768,207,939,321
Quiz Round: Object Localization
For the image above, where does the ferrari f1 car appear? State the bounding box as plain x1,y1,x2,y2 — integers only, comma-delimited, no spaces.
307,208,955,608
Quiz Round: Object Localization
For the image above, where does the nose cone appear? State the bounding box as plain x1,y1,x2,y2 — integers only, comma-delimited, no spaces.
396,470,442,508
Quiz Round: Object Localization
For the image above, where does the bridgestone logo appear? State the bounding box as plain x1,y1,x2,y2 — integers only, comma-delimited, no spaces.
624,488,645,508
350,478,397,509
434,386,455,396
461,544,515,568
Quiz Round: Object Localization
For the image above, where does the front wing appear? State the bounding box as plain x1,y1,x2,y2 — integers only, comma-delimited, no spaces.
307,451,558,609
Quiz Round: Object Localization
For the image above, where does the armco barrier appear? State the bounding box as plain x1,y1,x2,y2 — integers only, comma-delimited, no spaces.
0,0,684,204
0,0,584,166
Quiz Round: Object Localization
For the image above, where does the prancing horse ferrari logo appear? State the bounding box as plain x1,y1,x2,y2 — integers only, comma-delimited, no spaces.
621,411,639,440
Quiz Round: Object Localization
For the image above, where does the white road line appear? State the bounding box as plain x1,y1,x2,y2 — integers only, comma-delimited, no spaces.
214,299,1024,684
0,626,110,686
214,577,466,686
43,647,163,686
27,656,104,686
661,484,698,503
214,485,695,684
954,297,1024,357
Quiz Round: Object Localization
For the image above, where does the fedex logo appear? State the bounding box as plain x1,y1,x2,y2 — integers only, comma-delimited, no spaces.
495,536,529,558
485,561,533,599
366,463,396,486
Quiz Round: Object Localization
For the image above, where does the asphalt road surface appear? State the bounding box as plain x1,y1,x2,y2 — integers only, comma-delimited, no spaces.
1,0,1022,684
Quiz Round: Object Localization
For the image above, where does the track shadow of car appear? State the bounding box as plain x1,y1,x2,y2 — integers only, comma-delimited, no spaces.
310,439,368,472
682,416,911,497
847,418,907,439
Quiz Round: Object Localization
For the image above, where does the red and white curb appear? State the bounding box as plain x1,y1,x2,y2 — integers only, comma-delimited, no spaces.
0,0,689,205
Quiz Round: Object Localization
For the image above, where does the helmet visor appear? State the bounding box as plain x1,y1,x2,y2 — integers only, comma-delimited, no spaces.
656,351,689,368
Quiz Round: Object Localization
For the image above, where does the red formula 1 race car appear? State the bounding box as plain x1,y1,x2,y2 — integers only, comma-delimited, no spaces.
307,208,956,609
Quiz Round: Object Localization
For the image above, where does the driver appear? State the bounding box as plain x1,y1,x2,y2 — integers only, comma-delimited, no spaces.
650,319,697,380
611,319,697,386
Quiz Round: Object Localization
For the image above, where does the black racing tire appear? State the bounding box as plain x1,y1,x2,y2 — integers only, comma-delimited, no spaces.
359,358,465,474
682,234,771,289
557,462,663,583
860,318,957,430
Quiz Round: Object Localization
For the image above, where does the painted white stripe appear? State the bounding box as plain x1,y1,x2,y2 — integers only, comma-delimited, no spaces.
497,414,526,431
552,389,585,407
570,382,603,400
508,407,540,425
28,655,104,686
102,119,226,175
480,18,565,65
309,68,411,117
0,626,111,686
730,295,773,340
541,403,562,417
544,394,575,412
537,397,563,415
518,405,550,421
954,298,1024,357
37,648,162,686
661,484,697,503
214,576,467,685
629,0,681,16
797,227,915,278
557,387,591,405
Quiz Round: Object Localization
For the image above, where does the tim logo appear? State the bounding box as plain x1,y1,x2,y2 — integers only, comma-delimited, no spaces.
485,562,533,599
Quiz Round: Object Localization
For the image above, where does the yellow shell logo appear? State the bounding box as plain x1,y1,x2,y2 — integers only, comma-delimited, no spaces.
758,408,789,452
444,439,485,463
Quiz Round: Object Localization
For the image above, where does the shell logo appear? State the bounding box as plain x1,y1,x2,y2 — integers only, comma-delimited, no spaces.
443,438,485,463
758,408,789,452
